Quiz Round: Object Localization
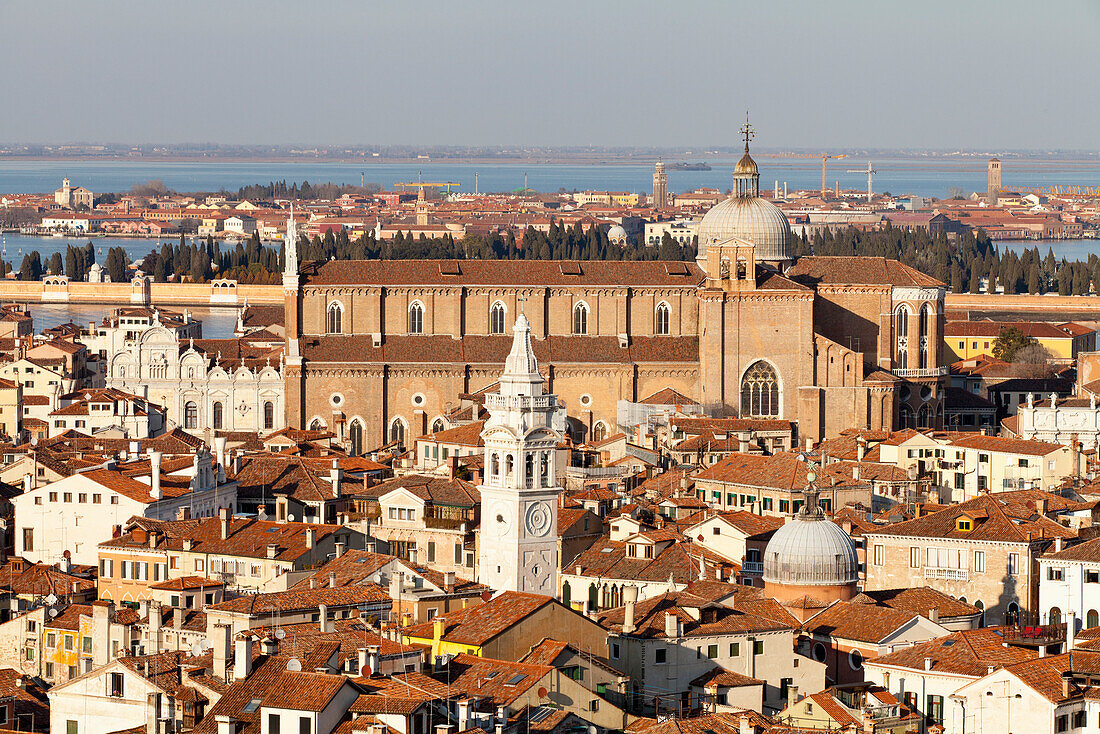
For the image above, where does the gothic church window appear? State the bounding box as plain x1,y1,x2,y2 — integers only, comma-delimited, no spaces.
327,302,343,334
592,422,609,442
350,419,365,455
309,418,324,431
490,302,506,335
408,302,424,334
389,418,405,447
432,418,445,433
654,302,670,335
895,305,910,369
572,302,589,335
740,361,779,417
919,304,932,369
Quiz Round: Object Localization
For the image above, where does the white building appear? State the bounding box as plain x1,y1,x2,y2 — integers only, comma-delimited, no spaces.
13,448,236,566
81,307,202,362
49,387,166,438
477,313,563,595
106,327,284,436
644,219,698,247
1015,393,1100,451
1039,536,1100,628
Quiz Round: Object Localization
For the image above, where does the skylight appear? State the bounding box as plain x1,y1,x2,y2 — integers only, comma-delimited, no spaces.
242,699,262,713
505,674,527,686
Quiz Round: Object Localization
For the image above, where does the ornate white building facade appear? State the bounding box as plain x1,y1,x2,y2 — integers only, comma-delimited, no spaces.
105,326,284,437
1015,392,1100,450
477,314,563,595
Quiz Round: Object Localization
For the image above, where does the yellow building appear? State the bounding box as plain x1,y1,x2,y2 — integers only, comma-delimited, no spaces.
944,320,1094,363
776,685,919,734
609,192,640,207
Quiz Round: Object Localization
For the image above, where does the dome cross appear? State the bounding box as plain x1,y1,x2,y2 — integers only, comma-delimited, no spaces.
739,111,755,152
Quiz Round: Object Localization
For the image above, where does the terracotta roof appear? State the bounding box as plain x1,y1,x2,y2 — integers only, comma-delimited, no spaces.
402,592,554,646
302,259,705,288
303,334,700,365
640,388,699,406
851,587,979,620
870,627,1035,676
802,600,928,644
208,585,390,615
598,589,790,638
786,256,944,287
866,493,1076,543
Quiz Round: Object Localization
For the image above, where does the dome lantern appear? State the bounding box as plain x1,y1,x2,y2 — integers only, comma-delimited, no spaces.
733,112,760,198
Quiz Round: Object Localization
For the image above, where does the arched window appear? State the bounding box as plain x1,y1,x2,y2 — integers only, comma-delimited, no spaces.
895,305,910,369
654,302,670,335
572,302,588,335
491,453,501,483
489,301,506,335
525,454,534,488
561,580,571,607
309,418,324,431
389,418,405,447
588,583,598,612
540,452,550,487
1005,602,1020,626
350,420,364,455
899,404,914,429
212,401,223,430
919,304,931,369
740,361,780,417
263,401,274,430
431,418,445,434
1050,606,1062,626
917,405,932,429
184,401,198,430
408,302,424,334
592,422,609,442
327,301,343,334
1088,610,1099,629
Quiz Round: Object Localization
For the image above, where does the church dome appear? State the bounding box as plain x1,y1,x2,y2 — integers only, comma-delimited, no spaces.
734,150,759,175
763,505,859,588
697,195,792,262
607,225,627,242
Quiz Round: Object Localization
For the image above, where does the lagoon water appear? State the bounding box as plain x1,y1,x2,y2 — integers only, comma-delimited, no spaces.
3,157,1100,200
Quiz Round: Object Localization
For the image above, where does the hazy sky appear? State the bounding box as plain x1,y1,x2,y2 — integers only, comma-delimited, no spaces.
2,0,1097,149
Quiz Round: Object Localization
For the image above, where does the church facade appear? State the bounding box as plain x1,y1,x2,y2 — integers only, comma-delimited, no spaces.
281,135,946,450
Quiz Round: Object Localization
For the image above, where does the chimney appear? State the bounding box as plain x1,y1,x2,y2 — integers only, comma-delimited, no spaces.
857,435,867,463
1063,676,1071,699
358,647,370,675
497,706,508,732
329,571,337,588
220,507,231,540
173,608,183,631
444,571,456,593
305,527,316,549
330,459,341,498
176,506,191,521
213,623,232,681
149,602,162,653
267,544,278,559
367,645,380,676
216,716,236,734
739,436,749,453
788,684,799,705
150,451,162,500
1055,537,1064,553
390,572,403,600
234,636,253,680
929,607,940,624
739,714,753,734
924,656,933,671
457,699,475,731
335,541,346,558
22,474,30,492
318,604,329,633
665,612,681,638
622,585,639,635
147,692,161,734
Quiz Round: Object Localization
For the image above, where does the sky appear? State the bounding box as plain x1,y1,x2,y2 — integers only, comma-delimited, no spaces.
1,0,1097,150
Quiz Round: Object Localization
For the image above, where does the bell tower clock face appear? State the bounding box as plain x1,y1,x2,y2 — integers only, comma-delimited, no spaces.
491,502,511,536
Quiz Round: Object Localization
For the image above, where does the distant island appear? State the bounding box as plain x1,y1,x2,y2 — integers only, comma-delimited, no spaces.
667,162,711,171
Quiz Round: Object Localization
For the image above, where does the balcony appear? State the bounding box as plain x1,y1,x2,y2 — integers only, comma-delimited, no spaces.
894,366,949,379
924,566,968,581
742,561,763,574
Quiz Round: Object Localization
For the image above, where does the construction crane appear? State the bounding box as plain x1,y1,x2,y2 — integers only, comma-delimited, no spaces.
846,161,878,202
1000,185,1100,199
394,171,461,198
756,152,848,196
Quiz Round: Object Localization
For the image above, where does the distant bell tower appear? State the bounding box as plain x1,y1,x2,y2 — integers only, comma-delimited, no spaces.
282,205,303,425
477,313,563,595
988,158,1001,205
652,159,668,209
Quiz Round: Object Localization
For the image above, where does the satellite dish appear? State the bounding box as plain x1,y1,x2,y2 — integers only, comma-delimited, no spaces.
62,550,71,559
48,608,58,618
44,594,58,606
364,666,373,677
286,658,302,672
190,643,202,657
275,629,286,640
481,591,493,602
538,687,548,699
288,514,296,522
588,727,597,734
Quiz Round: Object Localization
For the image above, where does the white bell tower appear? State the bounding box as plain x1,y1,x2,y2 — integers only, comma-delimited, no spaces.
477,313,562,595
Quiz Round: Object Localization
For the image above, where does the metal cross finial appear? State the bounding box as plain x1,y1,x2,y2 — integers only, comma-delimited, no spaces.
517,295,527,315
740,110,755,151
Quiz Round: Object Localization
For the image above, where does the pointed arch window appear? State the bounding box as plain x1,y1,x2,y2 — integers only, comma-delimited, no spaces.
572,302,589,335
592,422,609,442
917,405,932,429
740,361,780,417
212,401,223,430
408,302,424,334
431,418,445,434
919,304,932,369
350,419,365,455
895,305,910,369
309,418,324,431
489,301,506,335
327,301,343,334
388,418,405,447
654,302,671,335
899,404,914,430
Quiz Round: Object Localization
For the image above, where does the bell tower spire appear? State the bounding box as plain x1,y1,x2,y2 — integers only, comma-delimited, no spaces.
733,111,760,198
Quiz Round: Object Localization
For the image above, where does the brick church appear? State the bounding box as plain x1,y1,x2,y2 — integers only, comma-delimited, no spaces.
281,134,947,450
